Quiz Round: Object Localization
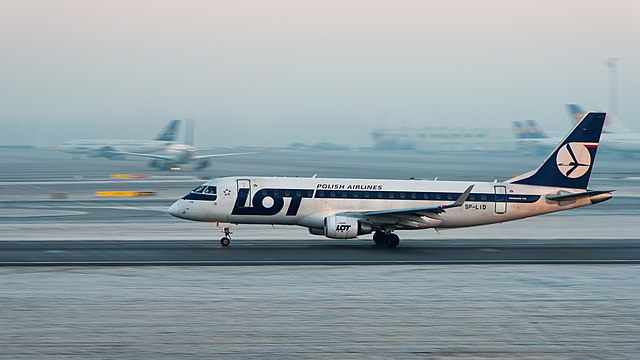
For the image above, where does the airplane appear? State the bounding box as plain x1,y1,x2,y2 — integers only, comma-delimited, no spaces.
512,120,561,154
60,119,181,159
113,120,260,170
567,104,640,154
115,144,261,170
169,112,612,248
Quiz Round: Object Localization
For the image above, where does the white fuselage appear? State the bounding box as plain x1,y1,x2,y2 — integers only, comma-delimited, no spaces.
60,139,174,155
169,176,599,233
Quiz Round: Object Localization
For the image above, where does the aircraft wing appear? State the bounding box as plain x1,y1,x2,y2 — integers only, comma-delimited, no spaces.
339,185,474,223
192,151,261,161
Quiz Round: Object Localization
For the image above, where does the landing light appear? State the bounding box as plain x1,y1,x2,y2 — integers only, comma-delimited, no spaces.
170,167,182,171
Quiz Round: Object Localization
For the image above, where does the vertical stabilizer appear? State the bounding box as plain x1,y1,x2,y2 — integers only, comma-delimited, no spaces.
506,112,606,189
155,120,182,141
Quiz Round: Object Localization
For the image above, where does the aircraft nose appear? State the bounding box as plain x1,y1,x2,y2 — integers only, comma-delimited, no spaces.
168,199,186,218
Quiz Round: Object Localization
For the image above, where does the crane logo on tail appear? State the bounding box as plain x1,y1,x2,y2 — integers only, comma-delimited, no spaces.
556,142,596,178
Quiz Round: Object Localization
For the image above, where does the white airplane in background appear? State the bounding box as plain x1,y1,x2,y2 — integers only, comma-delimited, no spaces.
60,119,181,159
567,104,640,154
170,113,612,247
511,120,561,154
117,144,260,170
114,120,260,170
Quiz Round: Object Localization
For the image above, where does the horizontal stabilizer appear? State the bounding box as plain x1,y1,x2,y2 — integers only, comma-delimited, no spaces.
546,190,613,202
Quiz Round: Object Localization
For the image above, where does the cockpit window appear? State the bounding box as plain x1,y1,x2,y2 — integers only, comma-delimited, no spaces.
204,186,217,195
192,185,207,193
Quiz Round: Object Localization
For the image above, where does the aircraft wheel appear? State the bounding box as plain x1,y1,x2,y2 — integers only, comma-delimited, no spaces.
220,237,231,247
373,231,386,245
384,233,400,248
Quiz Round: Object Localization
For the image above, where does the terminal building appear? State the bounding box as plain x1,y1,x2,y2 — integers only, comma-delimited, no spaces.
371,127,515,152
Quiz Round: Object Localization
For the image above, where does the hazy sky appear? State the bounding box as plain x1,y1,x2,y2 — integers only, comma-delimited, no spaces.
1,0,638,147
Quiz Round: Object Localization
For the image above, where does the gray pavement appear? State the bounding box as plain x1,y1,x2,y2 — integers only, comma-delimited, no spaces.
1,239,640,266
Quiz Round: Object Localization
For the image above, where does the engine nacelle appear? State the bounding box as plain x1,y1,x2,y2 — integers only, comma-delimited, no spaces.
324,215,372,239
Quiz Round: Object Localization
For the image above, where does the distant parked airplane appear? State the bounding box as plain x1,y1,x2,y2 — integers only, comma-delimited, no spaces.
114,120,259,170
60,120,181,159
511,120,560,154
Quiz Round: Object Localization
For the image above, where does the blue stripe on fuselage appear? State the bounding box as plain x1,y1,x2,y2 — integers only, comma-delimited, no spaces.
182,188,540,203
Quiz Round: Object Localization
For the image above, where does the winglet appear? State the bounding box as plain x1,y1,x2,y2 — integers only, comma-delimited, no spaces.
452,184,474,207
439,184,474,210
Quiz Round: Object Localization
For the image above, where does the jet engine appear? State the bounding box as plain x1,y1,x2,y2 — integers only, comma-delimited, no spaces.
323,215,372,239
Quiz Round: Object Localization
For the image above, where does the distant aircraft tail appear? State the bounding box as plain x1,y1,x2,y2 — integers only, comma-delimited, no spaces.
565,104,586,126
511,121,526,139
506,112,606,189
154,120,182,141
512,120,547,139
565,103,627,133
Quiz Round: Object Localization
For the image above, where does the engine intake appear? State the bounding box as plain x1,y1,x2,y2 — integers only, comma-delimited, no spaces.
324,215,372,239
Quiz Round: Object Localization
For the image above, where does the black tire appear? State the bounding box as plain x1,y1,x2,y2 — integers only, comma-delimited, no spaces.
384,233,400,248
373,232,386,245
220,237,231,247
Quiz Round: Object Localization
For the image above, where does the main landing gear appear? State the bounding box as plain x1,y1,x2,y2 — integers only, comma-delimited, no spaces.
373,231,400,248
220,227,232,247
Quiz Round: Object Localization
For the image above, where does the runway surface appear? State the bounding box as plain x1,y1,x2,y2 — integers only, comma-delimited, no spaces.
2,239,640,266
2,265,639,359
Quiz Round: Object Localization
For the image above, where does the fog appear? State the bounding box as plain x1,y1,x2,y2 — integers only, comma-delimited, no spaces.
1,0,639,147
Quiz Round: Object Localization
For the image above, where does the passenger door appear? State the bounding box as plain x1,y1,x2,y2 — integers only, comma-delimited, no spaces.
494,185,507,214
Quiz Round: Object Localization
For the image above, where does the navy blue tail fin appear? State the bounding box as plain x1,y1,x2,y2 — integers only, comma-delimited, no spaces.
507,112,606,189
154,120,182,141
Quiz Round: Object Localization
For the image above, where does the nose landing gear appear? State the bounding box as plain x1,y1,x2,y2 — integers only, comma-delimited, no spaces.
220,227,232,247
